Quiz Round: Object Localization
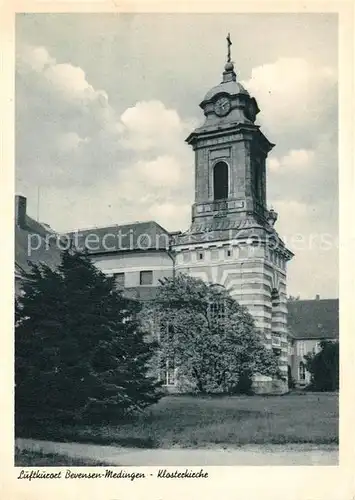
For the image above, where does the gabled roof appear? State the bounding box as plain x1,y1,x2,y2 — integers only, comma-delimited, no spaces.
68,220,171,254
15,214,61,275
287,299,339,340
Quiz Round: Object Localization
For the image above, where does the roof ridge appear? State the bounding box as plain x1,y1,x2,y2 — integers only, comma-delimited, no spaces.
288,298,339,303
64,219,165,234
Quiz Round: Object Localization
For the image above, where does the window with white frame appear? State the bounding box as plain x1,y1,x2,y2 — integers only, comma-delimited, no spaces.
210,248,219,261
140,270,153,285
165,357,176,386
183,251,190,263
197,250,204,261
272,347,281,357
225,247,233,258
208,299,226,323
297,341,306,357
114,272,125,288
314,342,321,354
299,361,306,381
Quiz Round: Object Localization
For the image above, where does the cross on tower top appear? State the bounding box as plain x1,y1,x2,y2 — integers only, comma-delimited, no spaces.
226,33,232,63
223,33,235,80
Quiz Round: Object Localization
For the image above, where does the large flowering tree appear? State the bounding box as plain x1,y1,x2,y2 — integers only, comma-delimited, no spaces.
144,274,280,393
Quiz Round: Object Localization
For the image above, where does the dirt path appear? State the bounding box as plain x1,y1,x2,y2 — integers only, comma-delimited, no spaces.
15,438,338,466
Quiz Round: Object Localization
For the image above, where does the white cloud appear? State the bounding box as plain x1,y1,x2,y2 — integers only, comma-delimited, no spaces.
273,199,338,299
57,132,90,152
19,45,109,105
120,100,192,153
148,202,190,231
134,156,182,187
121,100,182,135
19,45,55,72
16,45,195,235
268,149,315,172
44,63,100,101
242,57,337,134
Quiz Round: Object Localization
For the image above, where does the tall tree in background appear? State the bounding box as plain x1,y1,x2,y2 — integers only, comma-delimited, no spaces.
144,274,281,393
304,340,339,391
15,249,162,430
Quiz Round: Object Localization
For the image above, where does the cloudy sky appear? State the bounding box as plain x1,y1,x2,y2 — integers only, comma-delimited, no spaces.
15,13,338,299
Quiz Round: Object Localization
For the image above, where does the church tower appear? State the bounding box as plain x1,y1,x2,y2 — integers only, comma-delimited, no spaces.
173,36,294,392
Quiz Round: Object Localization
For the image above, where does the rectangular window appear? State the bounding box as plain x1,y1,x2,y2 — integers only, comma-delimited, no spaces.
183,251,190,263
197,250,204,261
166,358,176,386
299,362,306,381
211,248,219,261
297,341,305,357
209,300,226,322
225,248,232,258
140,270,153,285
313,342,321,355
114,272,125,288
272,335,281,347
272,347,281,357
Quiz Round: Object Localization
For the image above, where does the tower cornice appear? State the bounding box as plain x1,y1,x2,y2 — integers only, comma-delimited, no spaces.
186,122,275,154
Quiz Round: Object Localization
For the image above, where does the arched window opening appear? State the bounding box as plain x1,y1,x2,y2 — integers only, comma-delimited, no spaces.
213,161,228,200
208,301,225,322
208,284,226,323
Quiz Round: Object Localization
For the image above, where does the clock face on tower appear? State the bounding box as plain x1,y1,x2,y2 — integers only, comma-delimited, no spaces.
214,96,231,117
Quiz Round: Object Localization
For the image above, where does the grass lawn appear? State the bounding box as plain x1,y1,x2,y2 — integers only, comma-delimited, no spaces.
18,392,338,449
15,447,111,466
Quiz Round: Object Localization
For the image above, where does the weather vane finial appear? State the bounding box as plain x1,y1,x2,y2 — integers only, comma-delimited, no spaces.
226,33,232,63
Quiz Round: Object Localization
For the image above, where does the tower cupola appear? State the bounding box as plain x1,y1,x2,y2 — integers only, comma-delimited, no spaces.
185,34,275,233
197,34,260,126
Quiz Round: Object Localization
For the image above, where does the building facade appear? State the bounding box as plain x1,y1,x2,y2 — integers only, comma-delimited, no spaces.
79,56,294,392
287,297,339,387
14,195,61,298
